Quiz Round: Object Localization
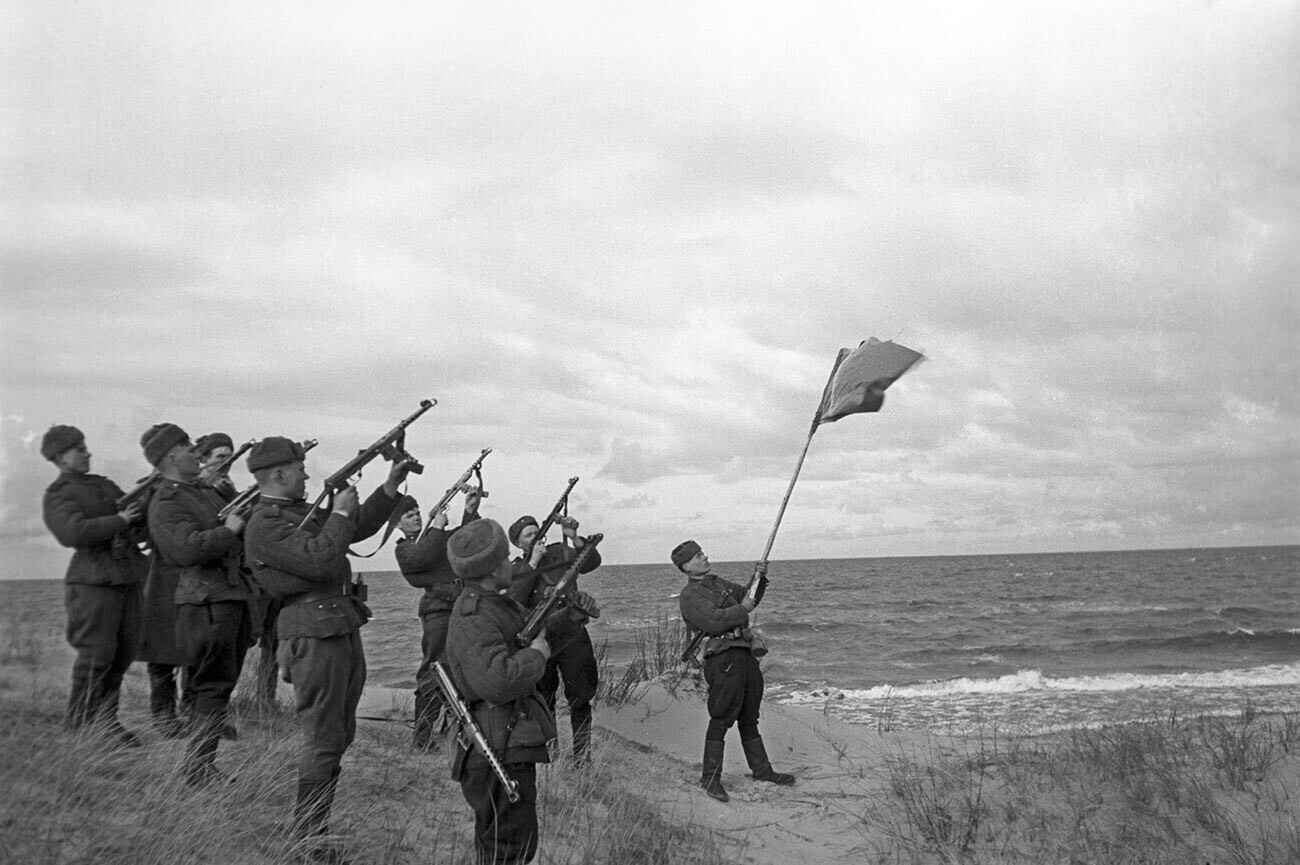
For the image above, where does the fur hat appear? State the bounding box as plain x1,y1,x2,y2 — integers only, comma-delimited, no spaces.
40,425,84,461
246,436,306,473
508,515,539,546
194,432,233,458
671,539,702,570
448,518,510,579
141,423,190,466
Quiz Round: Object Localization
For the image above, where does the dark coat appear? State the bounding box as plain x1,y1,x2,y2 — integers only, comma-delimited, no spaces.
679,572,752,657
507,541,602,647
42,472,148,586
147,479,247,605
395,511,480,616
243,486,398,640
445,584,555,766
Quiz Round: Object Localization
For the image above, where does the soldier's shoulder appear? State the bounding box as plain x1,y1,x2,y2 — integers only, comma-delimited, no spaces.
455,588,483,614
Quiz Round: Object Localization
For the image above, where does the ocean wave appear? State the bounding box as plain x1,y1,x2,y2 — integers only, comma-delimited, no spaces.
783,662,1300,703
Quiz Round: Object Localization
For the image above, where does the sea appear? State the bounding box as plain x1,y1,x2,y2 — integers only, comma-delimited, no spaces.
5,545,1297,735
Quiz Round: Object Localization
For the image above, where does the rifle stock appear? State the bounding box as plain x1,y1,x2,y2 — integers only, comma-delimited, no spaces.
432,660,520,803
524,476,579,559
516,533,603,647
299,400,436,528
413,448,492,544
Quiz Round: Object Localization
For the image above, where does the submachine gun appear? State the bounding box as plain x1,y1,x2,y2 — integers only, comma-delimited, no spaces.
522,476,579,560
217,439,319,521
115,470,161,511
516,533,604,647
298,399,436,528
201,438,256,486
413,448,492,545
432,660,520,803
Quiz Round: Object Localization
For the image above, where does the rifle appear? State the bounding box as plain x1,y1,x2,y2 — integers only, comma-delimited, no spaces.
413,448,492,544
432,660,520,803
115,470,161,510
679,560,769,664
523,476,579,559
218,439,318,521
298,400,436,528
516,533,603,647
200,439,256,486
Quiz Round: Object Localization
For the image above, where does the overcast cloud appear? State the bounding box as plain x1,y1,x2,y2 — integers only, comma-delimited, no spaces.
2,0,1296,577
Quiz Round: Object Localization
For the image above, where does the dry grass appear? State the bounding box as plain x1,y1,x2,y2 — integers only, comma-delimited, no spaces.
0,610,738,865
864,710,1300,864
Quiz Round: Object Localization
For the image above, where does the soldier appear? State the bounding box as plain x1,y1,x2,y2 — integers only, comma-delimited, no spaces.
507,514,601,763
136,424,193,739
40,424,148,746
198,430,278,711
392,487,482,751
241,437,409,856
195,432,239,501
143,423,251,785
444,518,554,865
672,539,794,803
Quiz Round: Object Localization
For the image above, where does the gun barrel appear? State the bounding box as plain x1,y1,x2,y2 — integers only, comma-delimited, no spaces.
432,661,520,803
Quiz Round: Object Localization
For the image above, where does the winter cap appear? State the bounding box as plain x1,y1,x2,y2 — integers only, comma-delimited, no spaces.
247,436,306,473
41,425,84,461
508,515,539,546
448,518,510,580
671,539,702,570
141,423,190,466
194,432,234,458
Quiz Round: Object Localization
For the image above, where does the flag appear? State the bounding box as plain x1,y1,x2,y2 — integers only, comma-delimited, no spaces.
814,337,924,425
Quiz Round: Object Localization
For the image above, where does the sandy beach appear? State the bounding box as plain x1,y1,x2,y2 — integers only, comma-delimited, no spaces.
6,633,1299,864
357,675,930,864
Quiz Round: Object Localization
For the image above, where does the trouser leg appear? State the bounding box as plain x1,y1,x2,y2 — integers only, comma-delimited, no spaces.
460,763,538,865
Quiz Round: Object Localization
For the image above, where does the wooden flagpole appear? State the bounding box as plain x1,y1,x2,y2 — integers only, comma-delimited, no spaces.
757,351,847,565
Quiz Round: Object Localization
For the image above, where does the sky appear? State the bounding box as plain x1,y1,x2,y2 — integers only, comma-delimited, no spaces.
2,0,1297,579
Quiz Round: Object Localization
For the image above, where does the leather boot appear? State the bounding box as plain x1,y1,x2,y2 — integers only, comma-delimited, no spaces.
700,739,729,802
741,736,795,786
293,780,334,840
184,714,224,786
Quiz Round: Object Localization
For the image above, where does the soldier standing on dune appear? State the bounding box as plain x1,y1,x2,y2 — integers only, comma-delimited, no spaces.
142,422,251,785
40,424,149,747
241,436,408,858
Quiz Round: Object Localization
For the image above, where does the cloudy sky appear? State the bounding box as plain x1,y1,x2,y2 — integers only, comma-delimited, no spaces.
2,0,1296,579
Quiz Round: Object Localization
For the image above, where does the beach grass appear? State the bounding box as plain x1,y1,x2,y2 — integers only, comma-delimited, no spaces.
5,608,1299,864
0,609,737,865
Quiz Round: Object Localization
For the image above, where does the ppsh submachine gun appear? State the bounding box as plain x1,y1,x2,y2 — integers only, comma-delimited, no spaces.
516,533,604,647
413,448,492,544
298,399,436,528
217,439,319,521
522,476,580,559
432,660,520,803
201,438,256,485
115,470,161,511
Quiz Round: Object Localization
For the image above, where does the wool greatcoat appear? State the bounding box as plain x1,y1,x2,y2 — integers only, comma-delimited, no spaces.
146,479,251,725
395,510,480,719
444,584,555,865
42,471,149,728
243,486,399,783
